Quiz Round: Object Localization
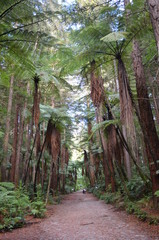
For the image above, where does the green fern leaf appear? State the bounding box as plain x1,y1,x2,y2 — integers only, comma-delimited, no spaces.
101,32,128,42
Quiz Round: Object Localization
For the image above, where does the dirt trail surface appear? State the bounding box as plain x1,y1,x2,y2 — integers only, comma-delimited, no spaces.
0,191,159,240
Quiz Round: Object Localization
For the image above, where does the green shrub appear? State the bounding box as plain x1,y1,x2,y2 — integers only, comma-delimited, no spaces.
65,184,74,194
30,201,46,218
93,188,102,198
30,185,46,218
154,190,159,197
103,192,120,204
99,193,108,200
0,183,47,231
124,198,147,221
126,175,151,200
149,217,159,225
0,182,30,230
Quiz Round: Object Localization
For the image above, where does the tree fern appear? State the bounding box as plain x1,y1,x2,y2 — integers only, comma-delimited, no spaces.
101,32,128,43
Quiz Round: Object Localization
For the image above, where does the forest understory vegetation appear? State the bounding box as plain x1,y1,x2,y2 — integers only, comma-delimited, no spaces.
0,0,159,232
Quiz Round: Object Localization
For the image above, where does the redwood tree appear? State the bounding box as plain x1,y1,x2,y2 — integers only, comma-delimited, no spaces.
132,40,159,207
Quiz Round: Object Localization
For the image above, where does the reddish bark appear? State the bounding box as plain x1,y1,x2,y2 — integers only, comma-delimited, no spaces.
95,106,111,189
107,124,116,192
132,40,159,207
147,0,159,56
10,104,19,182
88,121,96,187
84,150,89,178
14,103,26,187
2,75,14,181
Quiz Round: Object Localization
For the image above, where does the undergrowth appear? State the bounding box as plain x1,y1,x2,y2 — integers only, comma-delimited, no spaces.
0,182,46,231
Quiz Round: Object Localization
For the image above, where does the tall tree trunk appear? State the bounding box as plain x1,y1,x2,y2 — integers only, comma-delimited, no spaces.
61,145,66,193
122,0,139,171
88,121,96,187
105,95,149,182
2,75,14,181
14,101,26,187
41,121,46,189
84,150,89,178
46,159,54,204
147,0,159,56
90,60,111,189
14,81,29,186
51,163,58,195
132,40,159,207
34,136,46,192
23,121,32,184
10,104,19,182
117,57,135,179
95,106,111,189
87,96,96,187
45,121,61,197
41,98,47,184
148,72,159,125
21,82,31,184
23,119,36,185
46,125,61,202
107,124,116,192
31,75,41,187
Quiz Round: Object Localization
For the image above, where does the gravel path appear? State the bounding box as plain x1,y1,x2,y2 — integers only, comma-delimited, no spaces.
0,191,159,240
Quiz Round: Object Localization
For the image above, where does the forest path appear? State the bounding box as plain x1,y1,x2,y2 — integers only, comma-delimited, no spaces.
0,191,159,240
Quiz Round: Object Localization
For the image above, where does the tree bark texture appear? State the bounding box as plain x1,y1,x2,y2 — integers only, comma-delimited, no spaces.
95,106,111,189
10,104,19,182
117,57,138,179
148,72,159,125
61,145,66,193
106,124,116,192
2,75,14,181
147,0,159,56
132,40,159,207
50,126,61,194
84,150,89,178
88,121,96,187
14,102,26,187
90,60,111,188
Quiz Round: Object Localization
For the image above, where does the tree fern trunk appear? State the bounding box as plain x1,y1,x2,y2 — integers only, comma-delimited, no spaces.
113,59,118,92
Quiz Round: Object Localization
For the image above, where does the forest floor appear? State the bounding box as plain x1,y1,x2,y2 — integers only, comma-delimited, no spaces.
0,191,159,240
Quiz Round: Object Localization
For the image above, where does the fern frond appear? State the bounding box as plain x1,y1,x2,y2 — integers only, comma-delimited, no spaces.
89,119,119,140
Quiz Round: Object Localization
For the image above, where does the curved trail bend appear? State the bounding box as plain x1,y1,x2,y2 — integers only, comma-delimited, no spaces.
0,191,159,240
